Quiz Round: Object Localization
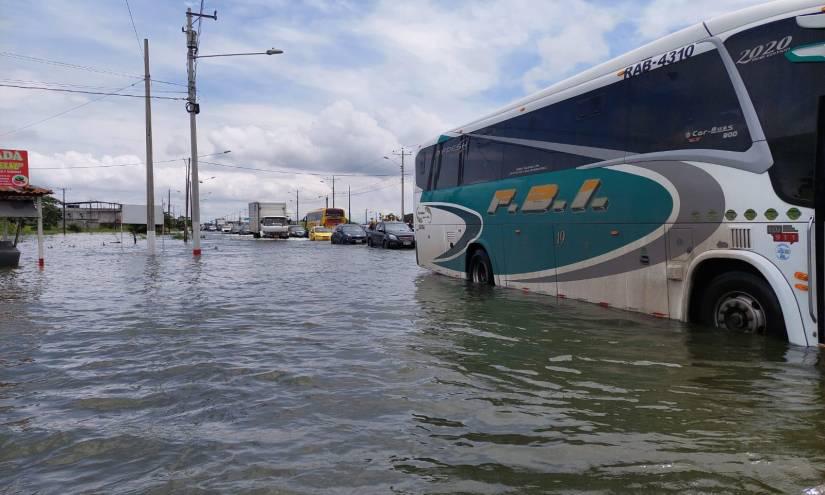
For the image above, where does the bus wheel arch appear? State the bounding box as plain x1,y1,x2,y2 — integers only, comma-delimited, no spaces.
685,253,803,343
466,243,495,286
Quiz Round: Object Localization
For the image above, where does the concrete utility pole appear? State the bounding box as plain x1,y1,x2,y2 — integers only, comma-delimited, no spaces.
391,147,412,220
294,189,299,222
60,187,67,236
183,158,190,243
347,185,351,223
332,176,336,208
144,38,156,254
185,7,217,256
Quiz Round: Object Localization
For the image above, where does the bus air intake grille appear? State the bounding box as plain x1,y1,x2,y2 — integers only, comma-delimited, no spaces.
730,228,751,249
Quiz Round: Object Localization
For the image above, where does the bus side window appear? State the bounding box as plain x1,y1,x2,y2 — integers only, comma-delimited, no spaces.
416,147,433,191
433,139,460,189
462,137,502,186
628,45,751,154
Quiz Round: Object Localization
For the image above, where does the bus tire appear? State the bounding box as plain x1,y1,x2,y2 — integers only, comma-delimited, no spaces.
468,249,495,286
698,271,785,337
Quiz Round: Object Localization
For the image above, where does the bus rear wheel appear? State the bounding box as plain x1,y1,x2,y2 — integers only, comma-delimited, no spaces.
698,271,785,337
468,249,494,286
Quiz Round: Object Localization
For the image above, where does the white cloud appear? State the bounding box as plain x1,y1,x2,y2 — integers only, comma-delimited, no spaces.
2,0,764,222
636,0,759,39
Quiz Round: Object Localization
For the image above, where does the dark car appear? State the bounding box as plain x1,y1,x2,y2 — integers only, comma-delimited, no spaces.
288,225,307,238
367,221,415,249
331,224,367,244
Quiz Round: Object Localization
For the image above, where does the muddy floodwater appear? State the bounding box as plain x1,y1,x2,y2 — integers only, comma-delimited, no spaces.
1,232,824,494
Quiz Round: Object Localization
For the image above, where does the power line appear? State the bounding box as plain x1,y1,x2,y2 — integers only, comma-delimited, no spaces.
0,51,186,87
200,160,405,177
0,83,186,100
124,0,144,59
0,78,184,93
0,81,142,138
30,152,230,170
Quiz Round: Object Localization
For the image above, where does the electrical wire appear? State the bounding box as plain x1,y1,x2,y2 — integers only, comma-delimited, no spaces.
30,152,231,170
0,52,186,87
200,160,404,177
0,81,142,138
124,0,144,59
0,83,186,100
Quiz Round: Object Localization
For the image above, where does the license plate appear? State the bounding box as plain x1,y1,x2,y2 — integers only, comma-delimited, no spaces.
403,241,411,246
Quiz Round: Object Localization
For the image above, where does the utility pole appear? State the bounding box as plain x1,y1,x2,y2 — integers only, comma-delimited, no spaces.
144,38,156,254
392,147,412,221
332,175,336,208
60,187,67,236
185,7,217,256
364,208,367,224
295,189,299,223
347,185,351,223
325,196,329,209
167,188,171,234
183,158,190,243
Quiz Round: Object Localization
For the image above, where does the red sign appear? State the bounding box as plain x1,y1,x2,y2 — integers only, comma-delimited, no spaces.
771,232,799,244
0,149,29,188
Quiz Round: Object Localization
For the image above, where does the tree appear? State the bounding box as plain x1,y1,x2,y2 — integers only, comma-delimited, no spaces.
26,195,61,229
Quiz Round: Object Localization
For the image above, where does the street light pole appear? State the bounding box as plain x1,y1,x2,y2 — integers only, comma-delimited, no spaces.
184,6,279,255
185,8,215,256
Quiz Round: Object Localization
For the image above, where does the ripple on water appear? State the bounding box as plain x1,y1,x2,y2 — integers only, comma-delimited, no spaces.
0,233,824,494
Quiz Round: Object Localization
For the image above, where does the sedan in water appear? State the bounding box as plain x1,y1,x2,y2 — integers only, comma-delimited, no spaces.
331,224,367,244
309,226,332,241
367,221,415,249
288,225,307,238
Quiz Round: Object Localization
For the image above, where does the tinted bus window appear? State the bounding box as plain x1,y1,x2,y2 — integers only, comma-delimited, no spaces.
415,147,433,190
726,17,825,207
470,78,630,175
433,138,461,189
628,47,751,154
462,137,502,185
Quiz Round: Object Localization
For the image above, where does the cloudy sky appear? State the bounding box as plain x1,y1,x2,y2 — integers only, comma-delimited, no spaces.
0,0,755,222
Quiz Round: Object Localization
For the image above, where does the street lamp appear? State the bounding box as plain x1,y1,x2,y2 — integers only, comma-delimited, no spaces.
185,6,283,256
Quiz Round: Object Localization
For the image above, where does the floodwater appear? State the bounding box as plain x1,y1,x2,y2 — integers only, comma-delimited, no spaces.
1,232,824,494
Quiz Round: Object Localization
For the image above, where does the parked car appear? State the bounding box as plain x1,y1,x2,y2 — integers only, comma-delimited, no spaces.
367,221,415,248
309,226,332,241
288,225,307,238
331,224,367,244
239,223,253,235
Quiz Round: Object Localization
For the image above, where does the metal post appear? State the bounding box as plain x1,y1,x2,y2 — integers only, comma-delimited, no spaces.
295,189,299,223
348,185,351,223
144,38,156,254
400,152,405,220
332,175,335,208
36,197,44,267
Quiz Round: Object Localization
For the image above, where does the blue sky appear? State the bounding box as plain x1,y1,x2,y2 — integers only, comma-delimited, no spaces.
0,0,755,220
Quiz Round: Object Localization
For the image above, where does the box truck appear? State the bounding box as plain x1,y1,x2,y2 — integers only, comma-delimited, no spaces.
249,202,290,239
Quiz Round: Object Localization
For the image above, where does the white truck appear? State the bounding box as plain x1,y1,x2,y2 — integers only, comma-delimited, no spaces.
249,202,290,239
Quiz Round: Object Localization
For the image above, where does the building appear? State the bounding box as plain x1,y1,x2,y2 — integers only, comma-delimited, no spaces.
63,201,121,229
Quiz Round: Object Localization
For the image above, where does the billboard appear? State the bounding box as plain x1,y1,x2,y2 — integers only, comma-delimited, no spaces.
0,149,29,188
121,204,164,225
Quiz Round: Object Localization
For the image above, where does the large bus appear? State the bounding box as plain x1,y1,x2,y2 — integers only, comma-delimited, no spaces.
303,208,347,229
414,1,825,347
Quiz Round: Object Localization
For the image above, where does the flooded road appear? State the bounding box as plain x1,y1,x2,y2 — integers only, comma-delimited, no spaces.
1,232,824,494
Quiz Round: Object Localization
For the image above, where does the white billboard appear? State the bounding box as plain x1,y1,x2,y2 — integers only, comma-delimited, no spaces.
121,204,164,225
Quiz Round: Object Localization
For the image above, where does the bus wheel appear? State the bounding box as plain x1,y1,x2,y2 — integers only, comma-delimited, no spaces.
698,271,784,336
468,249,494,286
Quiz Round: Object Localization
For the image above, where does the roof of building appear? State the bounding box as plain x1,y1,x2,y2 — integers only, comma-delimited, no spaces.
0,184,54,199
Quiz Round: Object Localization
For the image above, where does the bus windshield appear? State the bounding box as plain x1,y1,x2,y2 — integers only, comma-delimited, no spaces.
725,16,824,207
